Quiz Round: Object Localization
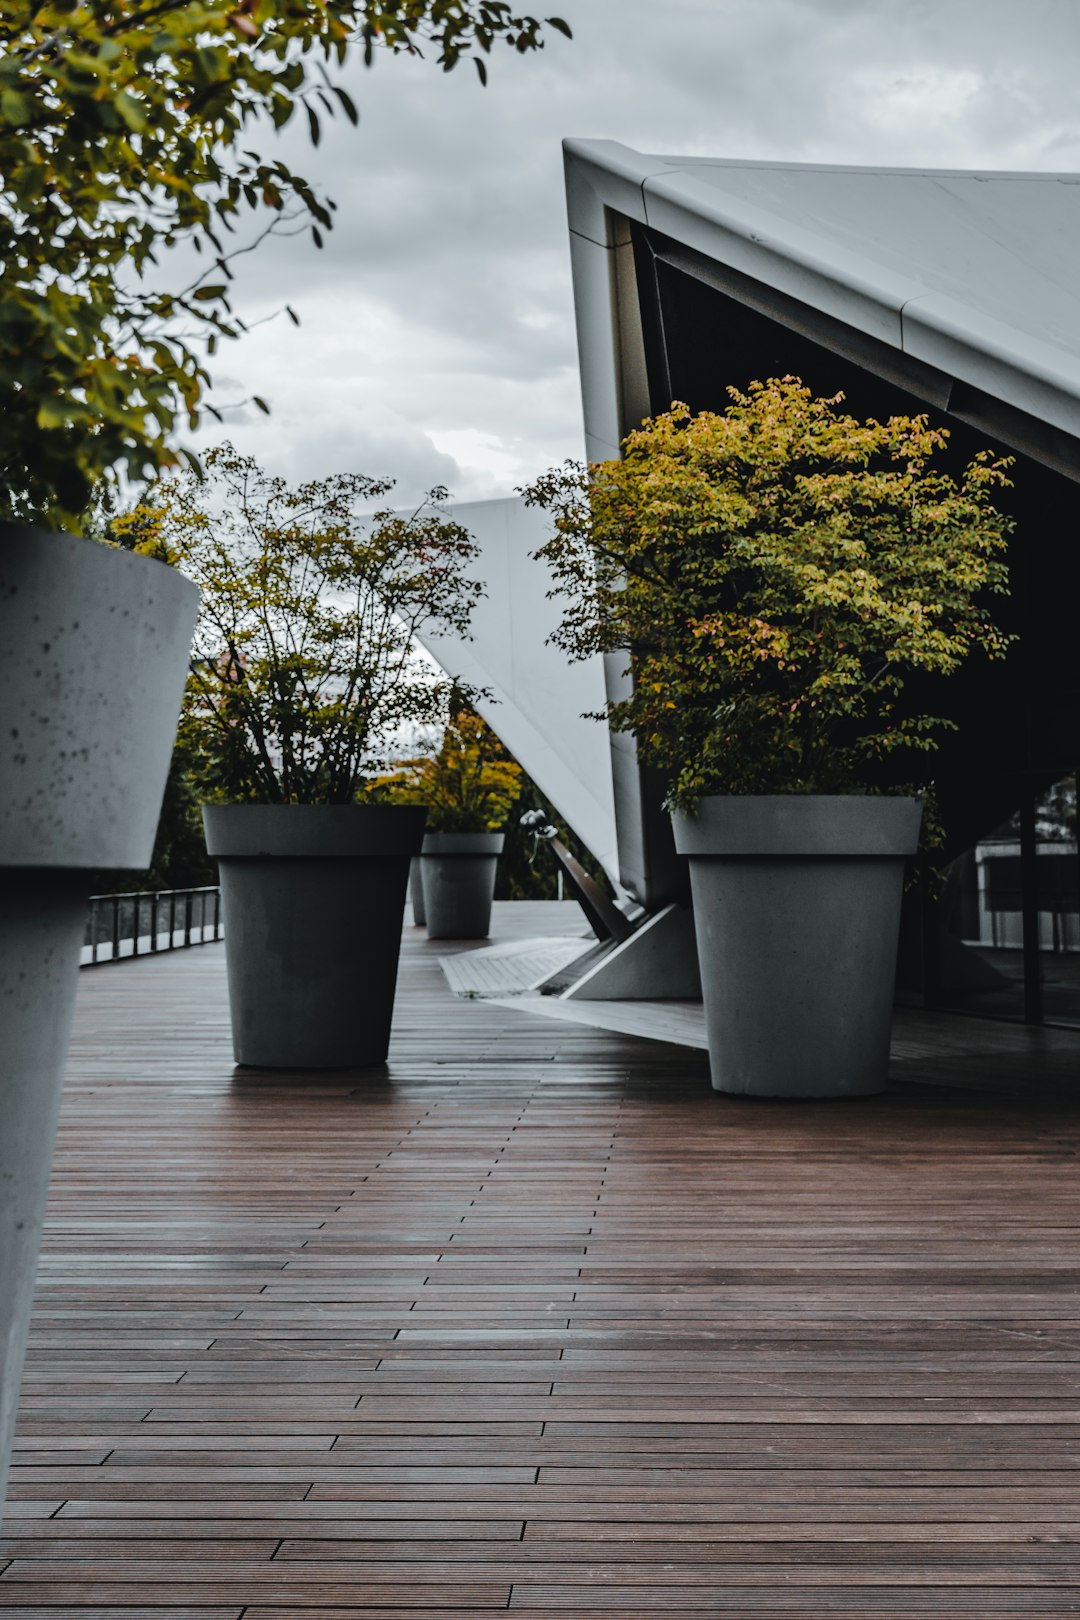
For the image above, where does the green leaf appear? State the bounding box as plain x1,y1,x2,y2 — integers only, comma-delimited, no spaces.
253,395,271,414
193,285,227,301
1,88,33,127
36,398,71,430
547,16,573,36
306,102,320,145
114,90,148,131
333,85,359,124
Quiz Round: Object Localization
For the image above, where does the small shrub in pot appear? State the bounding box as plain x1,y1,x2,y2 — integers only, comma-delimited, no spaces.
135,445,484,1065
377,709,523,938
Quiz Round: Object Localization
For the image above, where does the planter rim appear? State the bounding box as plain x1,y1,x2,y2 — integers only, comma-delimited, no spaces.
671,794,922,859
421,831,505,856
203,802,427,859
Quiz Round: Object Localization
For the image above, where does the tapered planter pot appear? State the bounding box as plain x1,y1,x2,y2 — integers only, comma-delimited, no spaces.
203,804,427,1068
672,796,922,1099
420,832,504,940
0,525,198,1524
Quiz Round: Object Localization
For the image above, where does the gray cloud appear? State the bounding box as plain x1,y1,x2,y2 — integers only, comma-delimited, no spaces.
169,0,1080,501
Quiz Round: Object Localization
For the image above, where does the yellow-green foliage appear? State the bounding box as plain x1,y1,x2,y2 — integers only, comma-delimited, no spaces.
375,710,522,831
0,1,569,525
524,378,1015,810
130,443,482,803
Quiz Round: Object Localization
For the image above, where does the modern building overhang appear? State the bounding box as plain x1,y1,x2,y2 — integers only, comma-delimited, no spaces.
565,139,1080,908
565,138,1080,482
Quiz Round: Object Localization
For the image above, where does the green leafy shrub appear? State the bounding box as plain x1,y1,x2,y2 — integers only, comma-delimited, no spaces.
524,378,1015,812
123,443,483,802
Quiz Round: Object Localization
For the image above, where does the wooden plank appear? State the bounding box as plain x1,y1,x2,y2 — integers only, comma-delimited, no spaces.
506,1592,1080,1614
49,1497,1080,1524
6,1554,1076,1584
0,1583,511,1607
1,1519,525,1544
0,1612,241,1620
0,1538,279,1560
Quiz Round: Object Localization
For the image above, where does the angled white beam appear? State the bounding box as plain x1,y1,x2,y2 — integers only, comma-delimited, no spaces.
413,495,620,887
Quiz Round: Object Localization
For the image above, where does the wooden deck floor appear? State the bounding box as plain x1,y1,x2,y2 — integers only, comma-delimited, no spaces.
4,902,1080,1616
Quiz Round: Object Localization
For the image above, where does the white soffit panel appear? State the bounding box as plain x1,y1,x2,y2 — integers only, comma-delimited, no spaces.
563,141,1080,444
412,495,619,885
643,168,915,348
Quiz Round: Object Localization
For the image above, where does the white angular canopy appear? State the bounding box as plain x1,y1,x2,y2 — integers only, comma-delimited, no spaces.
565,138,1080,465
562,138,1080,904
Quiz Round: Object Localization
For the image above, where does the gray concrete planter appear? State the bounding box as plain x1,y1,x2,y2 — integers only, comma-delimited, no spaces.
0,524,198,1524
203,804,426,1069
420,832,504,940
671,795,922,1099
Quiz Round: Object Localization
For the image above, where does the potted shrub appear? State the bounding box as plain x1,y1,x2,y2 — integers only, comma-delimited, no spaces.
138,445,482,1066
524,379,1014,1098
377,709,523,939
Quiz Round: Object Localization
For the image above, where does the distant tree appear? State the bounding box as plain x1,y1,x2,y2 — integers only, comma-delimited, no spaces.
0,1,571,524
376,705,608,898
375,707,522,831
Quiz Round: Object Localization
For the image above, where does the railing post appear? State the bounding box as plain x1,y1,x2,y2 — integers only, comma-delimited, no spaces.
214,890,221,940
184,892,192,947
150,891,159,952
170,891,177,948
111,894,120,962
91,897,98,965
132,893,140,957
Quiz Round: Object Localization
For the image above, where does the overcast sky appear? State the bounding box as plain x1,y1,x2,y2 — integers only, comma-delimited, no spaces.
186,0,1080,506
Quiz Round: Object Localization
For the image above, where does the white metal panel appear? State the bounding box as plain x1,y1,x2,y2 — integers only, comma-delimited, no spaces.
641,168,915,348
902,291,1080,441
413,495,619,885
676,164,1080,359
567,230,625,461
562,136,663,247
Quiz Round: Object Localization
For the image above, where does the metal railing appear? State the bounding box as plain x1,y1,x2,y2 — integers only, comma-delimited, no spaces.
82,886,222,967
